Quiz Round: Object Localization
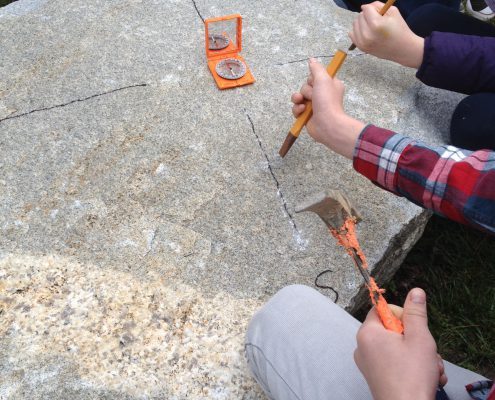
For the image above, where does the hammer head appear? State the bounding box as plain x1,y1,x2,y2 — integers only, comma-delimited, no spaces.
295,190,361,230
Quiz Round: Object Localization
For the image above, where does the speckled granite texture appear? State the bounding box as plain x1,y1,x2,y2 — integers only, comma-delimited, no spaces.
0,0,463,398
1,255,262,398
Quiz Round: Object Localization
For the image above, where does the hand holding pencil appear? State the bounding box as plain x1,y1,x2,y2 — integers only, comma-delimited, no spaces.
349,1,424,69
290,58,365,160
279,0,399,157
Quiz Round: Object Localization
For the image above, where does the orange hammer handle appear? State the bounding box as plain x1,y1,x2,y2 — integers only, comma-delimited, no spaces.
374,292,404,334
289,50,347,138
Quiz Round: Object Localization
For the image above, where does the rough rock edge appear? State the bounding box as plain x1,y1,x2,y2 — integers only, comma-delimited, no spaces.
347,211,432,314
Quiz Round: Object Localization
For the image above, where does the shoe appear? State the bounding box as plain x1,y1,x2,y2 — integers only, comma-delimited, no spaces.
466,0,495,20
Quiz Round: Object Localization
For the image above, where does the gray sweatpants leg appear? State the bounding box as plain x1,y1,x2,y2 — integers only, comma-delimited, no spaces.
245,285,487,400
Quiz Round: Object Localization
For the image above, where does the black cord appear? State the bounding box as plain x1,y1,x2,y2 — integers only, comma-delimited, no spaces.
191,0,205,23
315,269,339,303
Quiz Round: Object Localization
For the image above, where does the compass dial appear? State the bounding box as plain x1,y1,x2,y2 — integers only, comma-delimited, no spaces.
208,34,230,50
215,58,247,80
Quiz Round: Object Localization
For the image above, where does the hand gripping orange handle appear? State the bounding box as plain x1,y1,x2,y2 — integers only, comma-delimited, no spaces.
374,293,404,334
289,50,347,137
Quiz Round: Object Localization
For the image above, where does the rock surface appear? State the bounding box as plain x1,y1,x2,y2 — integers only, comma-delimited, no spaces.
0,0,463,398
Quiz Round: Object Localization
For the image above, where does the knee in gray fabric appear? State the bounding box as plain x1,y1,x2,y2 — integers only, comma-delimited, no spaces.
247,285,313,332
244,343,273,398
245,285,317,399
272,284,316,302
246,284,319,347
247,285,315,329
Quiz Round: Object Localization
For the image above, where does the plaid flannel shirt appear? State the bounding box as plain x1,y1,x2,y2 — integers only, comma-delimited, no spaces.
353,125,495,234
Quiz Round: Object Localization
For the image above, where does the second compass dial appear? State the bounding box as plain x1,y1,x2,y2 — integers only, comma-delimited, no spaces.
208,34,230,50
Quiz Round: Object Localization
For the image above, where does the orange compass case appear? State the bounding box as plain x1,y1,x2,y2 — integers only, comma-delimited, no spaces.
205,14,255,90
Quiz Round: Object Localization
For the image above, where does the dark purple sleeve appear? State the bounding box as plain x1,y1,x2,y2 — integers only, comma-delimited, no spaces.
416,32,495,94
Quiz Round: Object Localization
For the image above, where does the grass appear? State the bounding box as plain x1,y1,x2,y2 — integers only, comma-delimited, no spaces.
0,0,15,7
386,215,495,378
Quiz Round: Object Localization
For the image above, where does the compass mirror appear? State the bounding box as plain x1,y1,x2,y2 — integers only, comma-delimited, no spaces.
205,15,242,58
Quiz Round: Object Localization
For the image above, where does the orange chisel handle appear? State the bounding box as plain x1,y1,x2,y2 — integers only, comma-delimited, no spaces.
373,289,404,334
290,50,347,138
279,50,347,157
289,50,347,137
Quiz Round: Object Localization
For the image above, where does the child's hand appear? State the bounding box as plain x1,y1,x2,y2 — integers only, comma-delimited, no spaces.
349,2,424,69
354,288,447,400
291,58,365,159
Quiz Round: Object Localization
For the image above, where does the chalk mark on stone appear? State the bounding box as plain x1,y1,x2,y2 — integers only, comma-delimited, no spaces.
191,0,205,23
245,112,300,237
144,227,159,257
275,52,366,66
0,83,148,124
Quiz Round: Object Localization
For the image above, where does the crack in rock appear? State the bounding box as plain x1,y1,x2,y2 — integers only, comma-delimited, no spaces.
245,112,300,237
0,83,148,124
191,0,205,22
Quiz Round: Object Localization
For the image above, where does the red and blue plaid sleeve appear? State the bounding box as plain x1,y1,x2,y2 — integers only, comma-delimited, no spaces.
353,125,495,234
465,380,494,400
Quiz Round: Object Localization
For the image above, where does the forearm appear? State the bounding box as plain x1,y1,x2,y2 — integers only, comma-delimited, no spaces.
353,125,495,234
319,115,366,159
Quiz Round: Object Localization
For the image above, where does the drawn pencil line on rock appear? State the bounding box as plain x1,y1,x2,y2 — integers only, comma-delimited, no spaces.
275,52,366,66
